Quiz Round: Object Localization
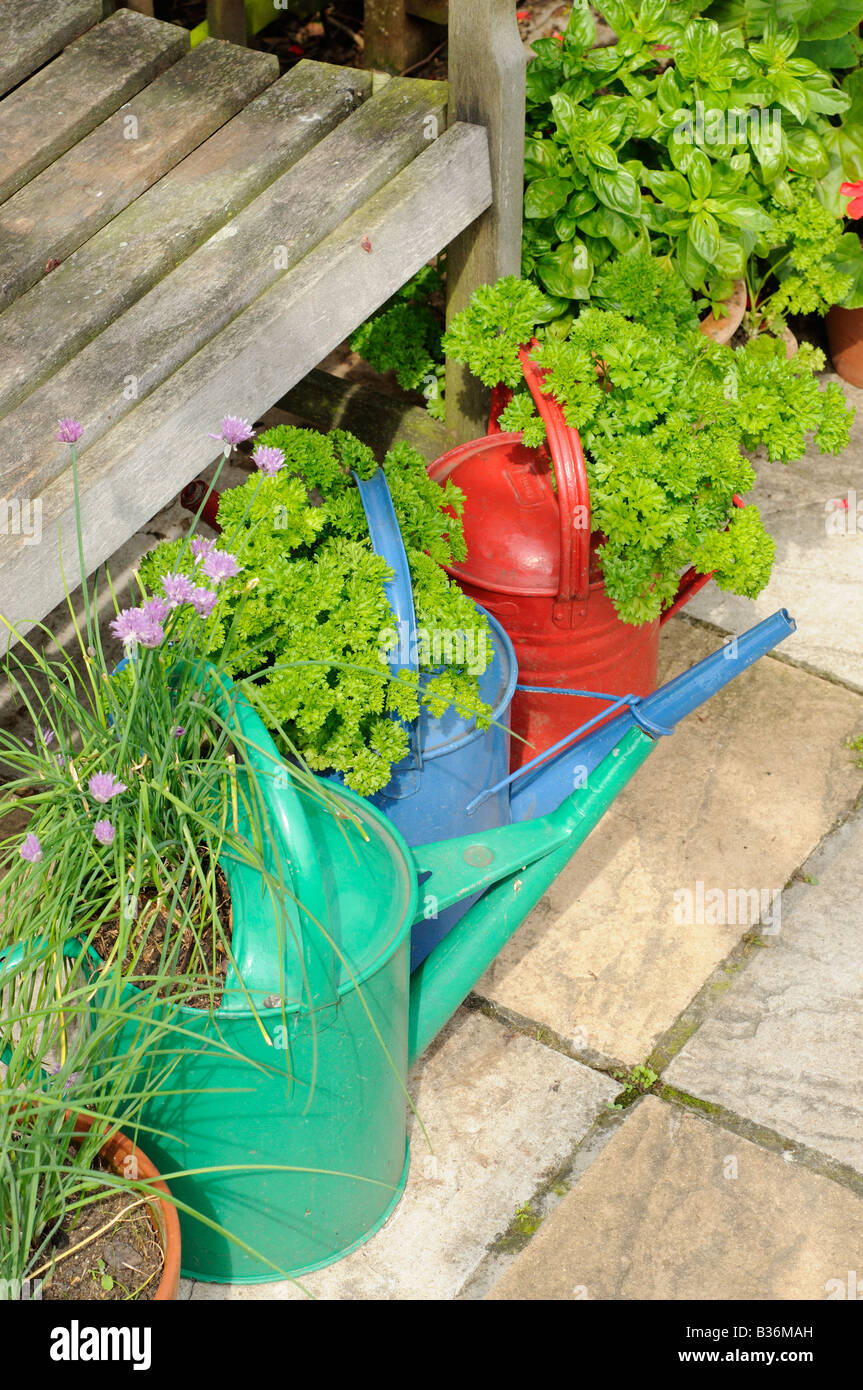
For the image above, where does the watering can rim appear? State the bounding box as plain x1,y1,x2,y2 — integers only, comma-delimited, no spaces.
428,433,584,601
417,607,517,760
53,784,418,1022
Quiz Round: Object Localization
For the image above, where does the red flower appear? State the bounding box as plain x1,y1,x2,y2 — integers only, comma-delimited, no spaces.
840,180,863,219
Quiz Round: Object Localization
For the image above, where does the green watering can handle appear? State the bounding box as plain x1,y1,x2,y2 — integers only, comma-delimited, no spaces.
0,937,87,1073
208,673,339,1011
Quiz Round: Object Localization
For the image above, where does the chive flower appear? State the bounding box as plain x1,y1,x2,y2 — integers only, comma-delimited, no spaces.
19,833,42,863
201,549,241,584
88,772,127,804
93,819,115,846
208,416,255,448
190,536,215,565
191,586,217,618
161,572,196,608
251,444,285,477
55,418,83,444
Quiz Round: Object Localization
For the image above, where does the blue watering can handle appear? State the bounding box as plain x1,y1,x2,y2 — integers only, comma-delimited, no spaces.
465,686,674,815
354,469,422,772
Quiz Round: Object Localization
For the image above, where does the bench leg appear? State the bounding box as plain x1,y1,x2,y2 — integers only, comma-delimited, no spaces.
363,0,439,73
444,0,525,446
206,0,248,45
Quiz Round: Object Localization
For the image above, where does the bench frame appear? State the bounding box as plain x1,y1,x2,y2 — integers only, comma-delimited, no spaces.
109,0,526,440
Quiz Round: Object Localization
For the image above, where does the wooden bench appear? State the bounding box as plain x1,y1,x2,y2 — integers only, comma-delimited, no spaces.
0,0,523,643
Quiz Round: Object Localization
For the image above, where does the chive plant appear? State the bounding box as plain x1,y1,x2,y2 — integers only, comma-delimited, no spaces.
0,419,364,1297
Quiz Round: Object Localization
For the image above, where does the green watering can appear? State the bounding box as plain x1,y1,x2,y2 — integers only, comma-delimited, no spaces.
0,612,795,1283
115,700,653,1284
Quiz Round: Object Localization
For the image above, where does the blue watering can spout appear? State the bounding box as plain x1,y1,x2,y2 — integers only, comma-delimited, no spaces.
507,610,797,823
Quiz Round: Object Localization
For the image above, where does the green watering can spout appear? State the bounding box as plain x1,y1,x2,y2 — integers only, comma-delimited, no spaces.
220,676,653,1043
405,725,654,1063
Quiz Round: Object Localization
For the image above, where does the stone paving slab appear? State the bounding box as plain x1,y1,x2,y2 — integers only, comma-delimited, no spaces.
476,621,863,1067
688,374,863,690
666,806,863,1175
487,1096,863,1300
184,1008,617,1300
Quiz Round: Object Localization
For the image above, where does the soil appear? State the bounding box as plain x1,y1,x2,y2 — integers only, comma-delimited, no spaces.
38,1164,163,1301
92,862,233,1008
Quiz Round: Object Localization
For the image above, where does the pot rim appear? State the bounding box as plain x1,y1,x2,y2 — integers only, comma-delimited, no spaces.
68,1111,181,1301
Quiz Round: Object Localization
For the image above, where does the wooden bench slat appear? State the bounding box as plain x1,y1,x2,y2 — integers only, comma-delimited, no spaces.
0,62,372,417
0,0,102,98
0,77,449,499
0,38,278,312
0,123,491,641
0,9,188,206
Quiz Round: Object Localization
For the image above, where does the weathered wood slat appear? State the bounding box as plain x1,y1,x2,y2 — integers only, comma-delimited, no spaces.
276,369,446,462
0,63,371,416
444,0,525,444
0,123,491,640
0,0,102,98
0,77,449,498
0,9,187,206
0,39,278,311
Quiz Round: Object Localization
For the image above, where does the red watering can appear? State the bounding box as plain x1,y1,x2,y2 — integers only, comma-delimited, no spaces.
429,343,728,769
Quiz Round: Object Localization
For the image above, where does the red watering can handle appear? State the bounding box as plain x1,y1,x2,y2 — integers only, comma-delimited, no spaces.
518,342,591,616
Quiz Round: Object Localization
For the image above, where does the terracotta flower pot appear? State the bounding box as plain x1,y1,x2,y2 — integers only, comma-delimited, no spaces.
70,1113,181,1301
827,304,863,387
699,279,747,345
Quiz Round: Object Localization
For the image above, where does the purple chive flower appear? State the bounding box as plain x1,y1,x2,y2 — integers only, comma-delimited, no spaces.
161,572,196,608
172,726,185,738
43,1063,82,1093
191,586,217,618
55,418,83,444
190,536,215,565
251,444,285,477
38,725,55,748
88,772,127,804
135,609,165,649
110,605,165,649
110,607,143,646
208,416,255,448
141,595,169,624
19,833,42,863
201,549,241,585
93,819,115,846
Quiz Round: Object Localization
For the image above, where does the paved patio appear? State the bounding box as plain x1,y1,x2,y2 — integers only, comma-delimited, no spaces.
12,371,862,1303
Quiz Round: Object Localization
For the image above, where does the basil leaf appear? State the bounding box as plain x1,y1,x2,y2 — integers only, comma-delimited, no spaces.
564,0,595,54
709,195,773,233
784,125,830,177
828,230,863,309
524,137,560,177
644,168,692,212
535,240,594,299
589,164,642,217
687,149,713,202
524,176,571,219
689,208,721,263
